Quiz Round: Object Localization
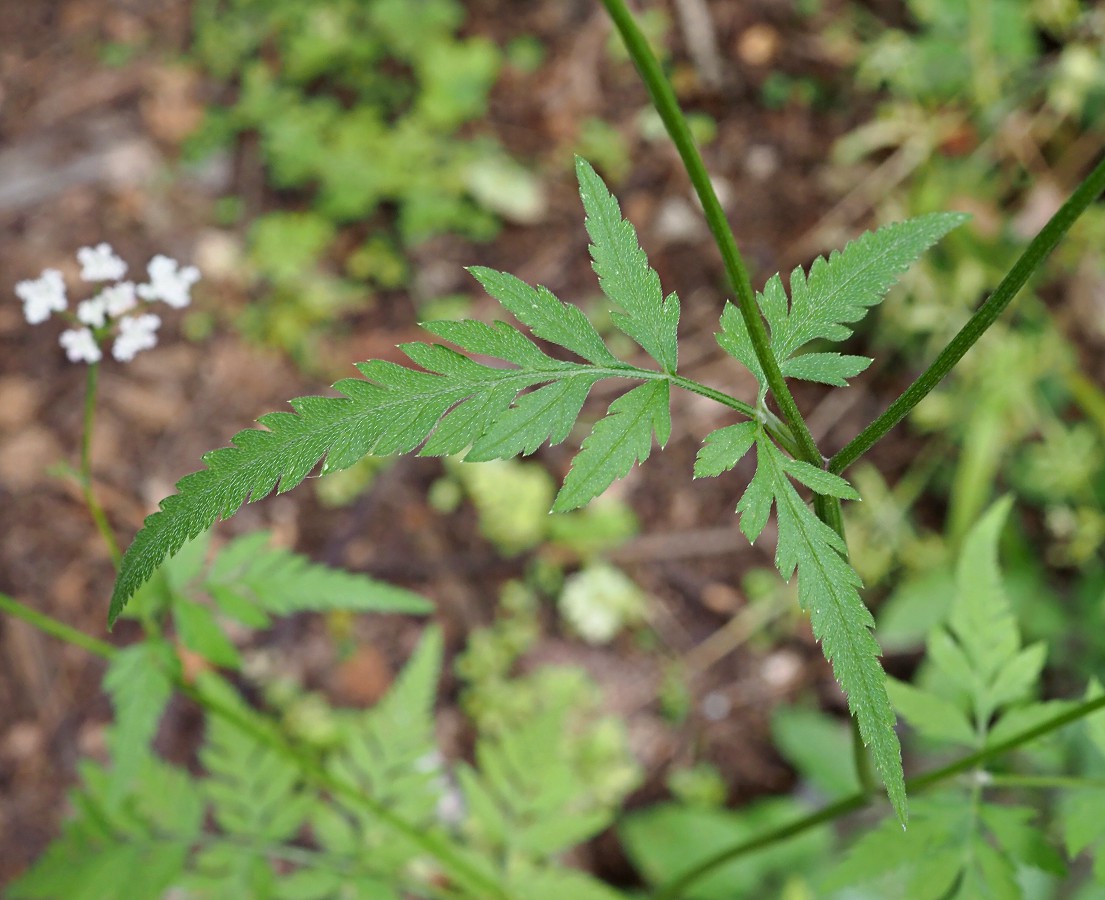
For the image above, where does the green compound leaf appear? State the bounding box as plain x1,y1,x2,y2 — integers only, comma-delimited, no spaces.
703,424,904,821
825,793,1062,896
110,160,679,625
576,156,680,373
719,212,968,397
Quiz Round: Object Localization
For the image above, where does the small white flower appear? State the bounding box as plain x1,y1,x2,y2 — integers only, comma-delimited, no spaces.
77,243,127,282
112,313,161,362
136,254,200,308
101,281,137,317
76,297,108,328
59,327,103,364
16,269,67,324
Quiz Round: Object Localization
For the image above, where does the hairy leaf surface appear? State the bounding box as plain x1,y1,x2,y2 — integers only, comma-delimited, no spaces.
554,380,670,512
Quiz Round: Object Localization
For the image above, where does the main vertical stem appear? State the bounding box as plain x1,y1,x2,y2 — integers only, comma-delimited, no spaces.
598,0,823,469
600,0,880,798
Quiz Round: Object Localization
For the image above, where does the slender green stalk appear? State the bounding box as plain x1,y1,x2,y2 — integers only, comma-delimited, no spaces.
598,0,823,470
0,591,117,660
655,691,1105,899
607,366,803,456
79,363,122,568
830,153,1105,475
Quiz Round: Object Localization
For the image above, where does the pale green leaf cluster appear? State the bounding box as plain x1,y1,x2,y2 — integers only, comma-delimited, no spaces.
1057,680,1105,885
458,668,641,862
111,158,676,624
101,640,176,804
695,421,905,820
322,628,445,857
885,497,1048,748
188,713,315,896
718,213,968,398
7,754,204,900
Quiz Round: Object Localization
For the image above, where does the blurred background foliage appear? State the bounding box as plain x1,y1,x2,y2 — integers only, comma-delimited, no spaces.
184,0,544,364
7,0,1105,895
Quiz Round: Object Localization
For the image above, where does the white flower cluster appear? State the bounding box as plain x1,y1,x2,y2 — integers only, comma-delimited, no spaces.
14,243,200,365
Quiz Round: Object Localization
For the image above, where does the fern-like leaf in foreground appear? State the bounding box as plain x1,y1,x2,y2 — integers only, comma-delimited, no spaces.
696,421,906,821
718,212,968,398
110,157,676,624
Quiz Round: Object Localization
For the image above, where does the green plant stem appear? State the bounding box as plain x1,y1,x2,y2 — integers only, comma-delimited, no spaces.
616,365,801,455
79,362,122,568
830,153,1105,476
655,691,1105,899
0,591,117,660
598,0,823,470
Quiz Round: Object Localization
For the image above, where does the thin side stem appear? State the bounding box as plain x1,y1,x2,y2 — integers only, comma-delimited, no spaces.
79,362,122,568
598,0,823,469
0,591,117,660
655,691,1105,899
830,153,1105,475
